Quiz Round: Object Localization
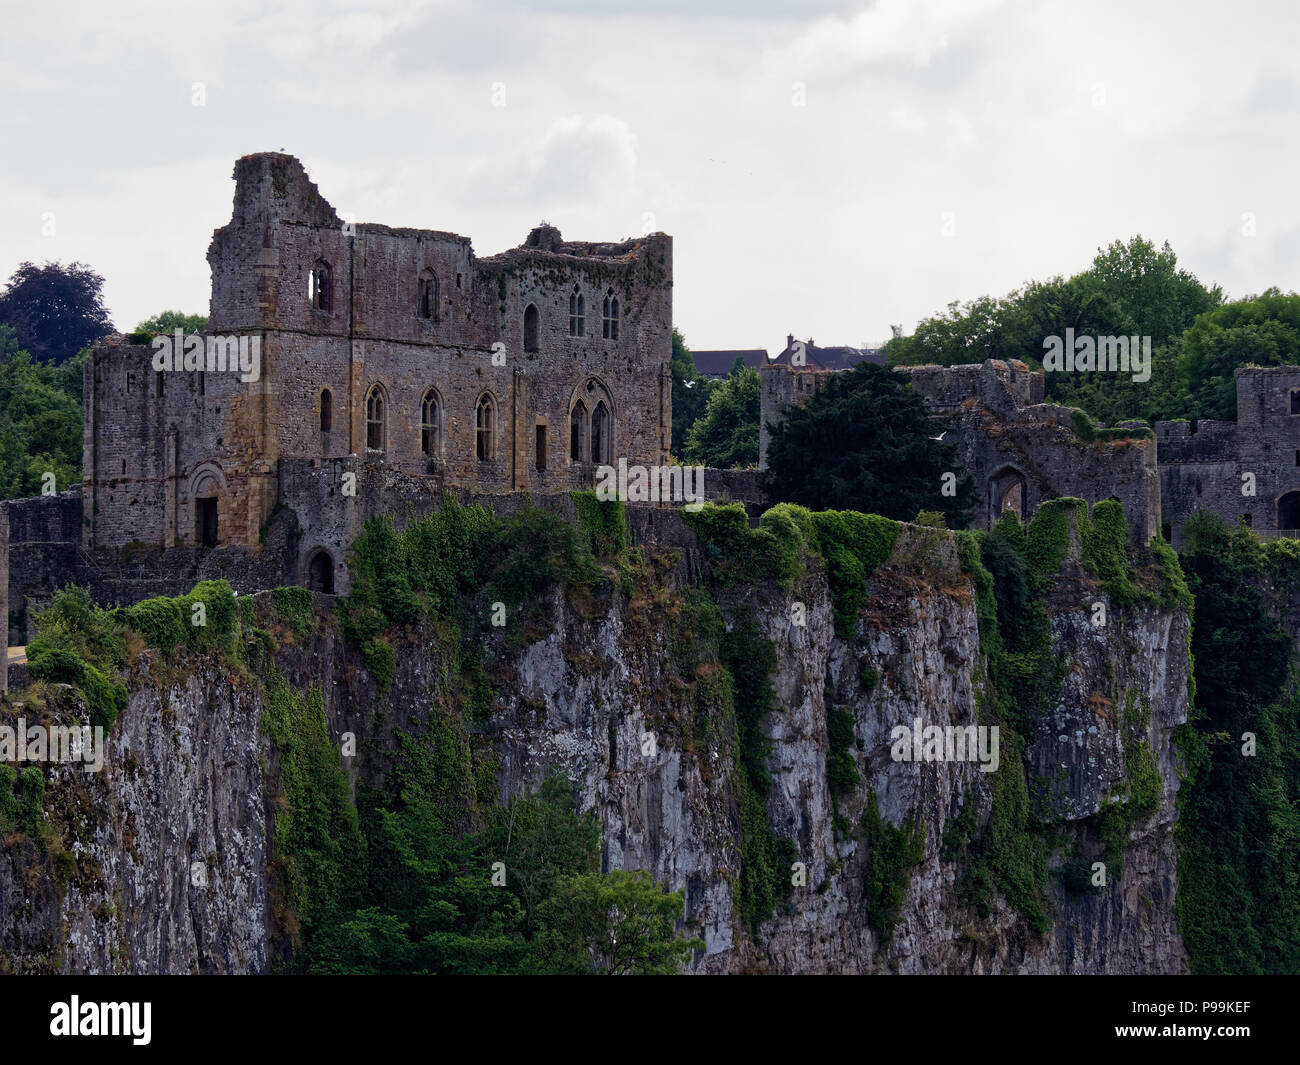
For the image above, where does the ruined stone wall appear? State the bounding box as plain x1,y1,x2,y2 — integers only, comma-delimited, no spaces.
1156,367,1300,544
83,153,672,554
760,361,1158,546
3,492,81,645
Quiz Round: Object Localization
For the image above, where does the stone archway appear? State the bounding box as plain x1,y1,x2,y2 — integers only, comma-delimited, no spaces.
306,549,335,594
987,464,1028,524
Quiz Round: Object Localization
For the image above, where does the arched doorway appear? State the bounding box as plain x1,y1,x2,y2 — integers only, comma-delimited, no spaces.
987,465,1028,524
1277,491,1300,531
307,550,335,594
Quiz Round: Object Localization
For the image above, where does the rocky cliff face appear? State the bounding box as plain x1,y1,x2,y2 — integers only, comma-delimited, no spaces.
0,520,1190,974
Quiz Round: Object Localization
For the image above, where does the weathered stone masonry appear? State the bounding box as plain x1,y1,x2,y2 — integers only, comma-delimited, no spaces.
80,152,673,593
1156,367,1300,546
761,359,1161,547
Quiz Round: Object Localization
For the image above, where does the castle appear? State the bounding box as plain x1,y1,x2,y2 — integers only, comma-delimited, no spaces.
1,152,1296,655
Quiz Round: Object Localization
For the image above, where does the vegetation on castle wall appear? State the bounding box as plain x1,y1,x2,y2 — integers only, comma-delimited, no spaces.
571,491,627,561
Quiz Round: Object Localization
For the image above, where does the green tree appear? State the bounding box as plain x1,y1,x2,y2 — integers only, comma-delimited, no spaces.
131,309,209,341
682,362,759,467
0,325,83,499
884,236,1222,426
763,362,978,526
0,261,113,365
670,327,714,455
1174,289,1300,421
530,869,704,974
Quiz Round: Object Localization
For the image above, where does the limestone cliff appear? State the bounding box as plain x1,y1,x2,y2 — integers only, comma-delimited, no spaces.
0,515,1190,974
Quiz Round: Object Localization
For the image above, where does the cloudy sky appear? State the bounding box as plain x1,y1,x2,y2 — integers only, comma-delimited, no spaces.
1,0,1296,352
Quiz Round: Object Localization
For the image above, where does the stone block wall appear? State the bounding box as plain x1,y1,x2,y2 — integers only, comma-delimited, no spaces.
760,360,1158,546
1156,366,1300,543
82,152,673,554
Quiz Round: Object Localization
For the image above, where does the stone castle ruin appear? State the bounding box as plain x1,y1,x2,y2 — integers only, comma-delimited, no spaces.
761,359,1161,547
0,152,1295,643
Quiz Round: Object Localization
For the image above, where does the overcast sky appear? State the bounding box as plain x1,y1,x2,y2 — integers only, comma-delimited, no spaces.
2,0,1296,353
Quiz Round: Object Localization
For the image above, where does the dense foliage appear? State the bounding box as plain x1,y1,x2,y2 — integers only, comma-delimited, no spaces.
1174,514,1300,973
683,363,760,468
0,325,83,499
0,261,113,366
763,362,979,526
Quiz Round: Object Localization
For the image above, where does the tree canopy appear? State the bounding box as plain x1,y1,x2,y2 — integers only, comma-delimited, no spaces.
0,261,113,365
763,362,978,525
682,362,759,468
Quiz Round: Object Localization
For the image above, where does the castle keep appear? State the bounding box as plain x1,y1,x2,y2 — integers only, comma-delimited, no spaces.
82,153,672,592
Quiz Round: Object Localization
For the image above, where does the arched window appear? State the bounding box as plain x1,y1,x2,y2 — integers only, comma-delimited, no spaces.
476,394,496,461
320,388,332,432
366,385,386,451
591,401,610,465
421,389,441,455
570,399,588,461
310,259,333,313
523,303,540,352
418,270,439,321
569,286,585,337
602,289,619,340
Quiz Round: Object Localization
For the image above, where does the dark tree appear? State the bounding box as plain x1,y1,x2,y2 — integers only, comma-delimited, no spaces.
763,362,978,526
0,261,113,365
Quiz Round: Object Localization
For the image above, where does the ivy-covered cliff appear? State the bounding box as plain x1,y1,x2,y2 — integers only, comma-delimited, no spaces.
0,494,1198,973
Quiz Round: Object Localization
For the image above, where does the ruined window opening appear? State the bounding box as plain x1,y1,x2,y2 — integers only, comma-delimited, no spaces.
121,459,126,475
1242,513,1253,527
569,286,585,337
196,497,218,547
156,371,165,397
1291,390,1300,415
602,289,619,340
365,385,386,451
1294,449,1299,467
523,303,540,352
1278,491,1300,531
198,372,205,396
591,401,610,465
476,395,496,461
310,259,333,313
421,389,440,456
320,388,333,432
570,400,587,462
456,273,462,289
307,550,334,594
535,425,548,470
418,271,439,321
126,372,133,394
